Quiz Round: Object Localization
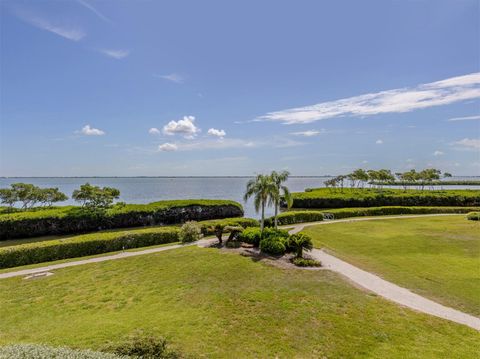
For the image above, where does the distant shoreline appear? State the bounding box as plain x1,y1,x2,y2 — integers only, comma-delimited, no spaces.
1,175,479,179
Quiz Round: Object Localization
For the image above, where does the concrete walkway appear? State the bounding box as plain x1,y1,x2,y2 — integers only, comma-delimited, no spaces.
1,213,478,331
283,214,480,331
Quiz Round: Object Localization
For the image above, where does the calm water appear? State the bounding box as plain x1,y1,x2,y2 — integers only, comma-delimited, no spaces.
0,177,478,218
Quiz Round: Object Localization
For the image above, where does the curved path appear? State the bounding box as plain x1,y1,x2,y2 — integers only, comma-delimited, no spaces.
283,214,480,331
1,213,478,331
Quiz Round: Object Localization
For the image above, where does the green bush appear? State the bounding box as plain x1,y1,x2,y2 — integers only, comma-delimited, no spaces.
467,212,480,221
200,218,258,236
291,257,321,267
259,237,286,255
0,227,179,268
179,221,202,243
0,344,126,359
290,188,480,209
287,233,313,258
268,206,480,225
238,227,263,246
0,199,243,240
102,331,180,359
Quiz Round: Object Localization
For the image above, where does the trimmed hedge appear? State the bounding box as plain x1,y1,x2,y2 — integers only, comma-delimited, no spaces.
467,212,480,221
0,199,243,240
0,218,258,269
266,206,480,226
0,227,179,268
290,188,480,209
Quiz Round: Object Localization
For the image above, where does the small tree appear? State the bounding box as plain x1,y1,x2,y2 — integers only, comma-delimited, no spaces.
10,183,40,209
38,188,68,206
72,183,120,209
0,188,17,207
244,174,276,232
179,221,202,243
288,233,313,258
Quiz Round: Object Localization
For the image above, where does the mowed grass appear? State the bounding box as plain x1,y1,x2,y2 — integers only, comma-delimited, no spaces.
1,247,479,358
303,216,480,316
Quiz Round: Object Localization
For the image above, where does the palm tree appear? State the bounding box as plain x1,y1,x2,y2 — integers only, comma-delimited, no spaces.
244,174,276,232
270,170,293,229
288,233,313,258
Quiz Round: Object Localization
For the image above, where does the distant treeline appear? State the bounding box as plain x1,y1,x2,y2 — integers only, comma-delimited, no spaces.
371,180,480,186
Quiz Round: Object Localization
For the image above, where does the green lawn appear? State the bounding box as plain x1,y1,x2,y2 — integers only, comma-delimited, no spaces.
303,216,480,316
0,246,479,358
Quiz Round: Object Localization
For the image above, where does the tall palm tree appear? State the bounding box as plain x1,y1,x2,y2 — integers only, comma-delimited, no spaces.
244,174,276,231
270,170,293,229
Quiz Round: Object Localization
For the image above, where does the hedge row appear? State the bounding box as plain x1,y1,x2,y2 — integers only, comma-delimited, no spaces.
370,180,480,186
0,227,179,268
0,218,258,269
0,199,244,240
266,206,480,226
290,188,480,208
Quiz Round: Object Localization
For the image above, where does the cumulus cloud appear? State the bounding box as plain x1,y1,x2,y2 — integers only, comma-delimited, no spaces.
163,116,200,139
447,115,480,122
148,127,161,135
99,49,129,59
158,142,178,152
375,139,383,144
290,130,323,137
207,128,226,138
80,125,105,136
257,73,480,124
453,138,480,150
155,73,184,84
15,10,85,41
433,150,444,156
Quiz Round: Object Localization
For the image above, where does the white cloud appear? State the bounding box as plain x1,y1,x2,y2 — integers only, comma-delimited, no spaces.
155,73,184,84
149,128,161,135
447,115,480,122
207,128,226,138
433,150,444,156
77,0,112,24
163,116,200,139
258,73,480,124
290,130,324,137
158,143,178,152
80,125,105,136
453,138,480,150
16,11,85,41
100,49,129,59
362,160,369,164
375,139,383,144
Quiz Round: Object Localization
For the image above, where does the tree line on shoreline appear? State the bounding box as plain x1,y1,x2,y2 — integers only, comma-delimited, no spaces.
324,168,453,191
0,183,120,210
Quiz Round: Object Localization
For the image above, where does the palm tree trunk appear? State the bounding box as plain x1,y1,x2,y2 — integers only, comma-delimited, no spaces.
260,201,265,232
274,200,278,229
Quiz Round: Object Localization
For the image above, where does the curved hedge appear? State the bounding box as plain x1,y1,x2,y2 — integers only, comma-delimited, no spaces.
266,206,480,226
290,188,480,209
0,199,243,240
0,218,257,269
0,226,179,268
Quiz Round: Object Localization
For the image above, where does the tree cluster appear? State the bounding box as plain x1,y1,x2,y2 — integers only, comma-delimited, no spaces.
0,182,120,210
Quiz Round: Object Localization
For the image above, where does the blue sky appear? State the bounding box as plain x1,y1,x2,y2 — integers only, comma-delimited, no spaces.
0,0,479,176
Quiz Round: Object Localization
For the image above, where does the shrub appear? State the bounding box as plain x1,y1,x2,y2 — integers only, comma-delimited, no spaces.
239,227,263,246
287,233,313,258
291,257,321,267
289,188,480,209
179,221,201,243
467,212,480,221
267,206,480,226
259,237,286,255
262,227,289,240
0,199,244,240
102,331,180,359
72,183,120,209
0,344,125,359
0,227,179,268
201,218,258,243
